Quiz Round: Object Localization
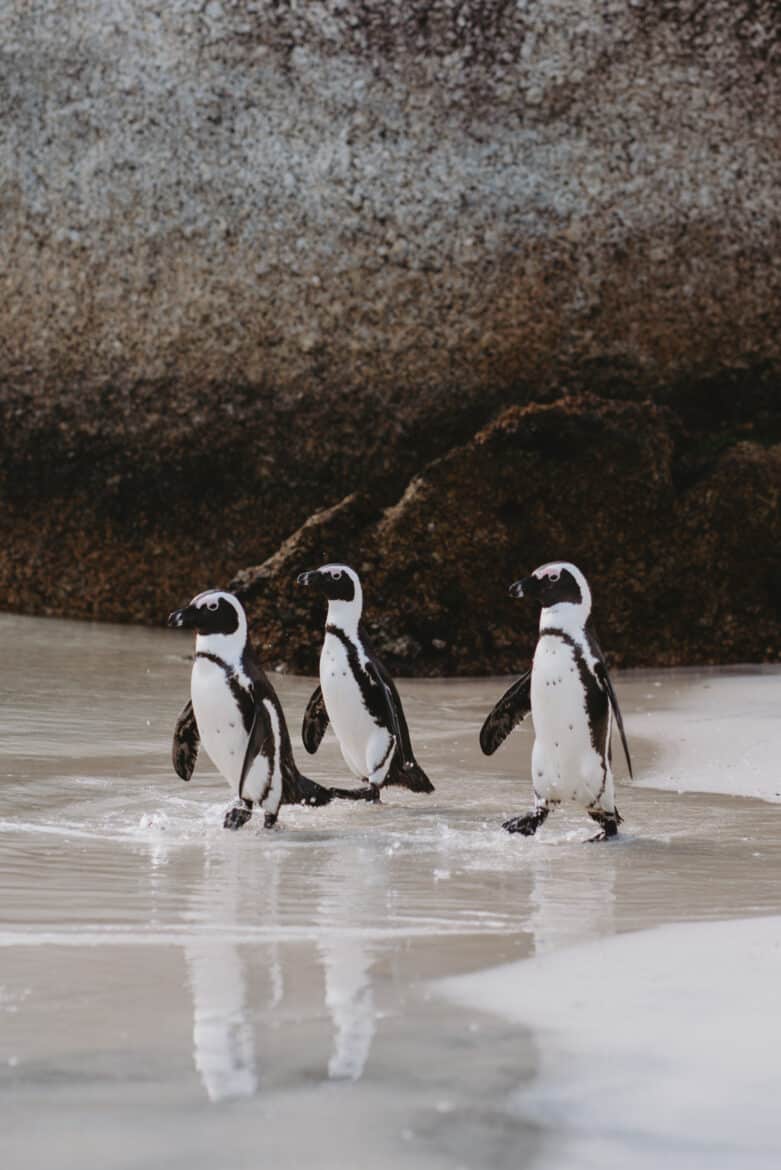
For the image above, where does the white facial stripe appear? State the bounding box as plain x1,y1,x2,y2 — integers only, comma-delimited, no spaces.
535,561,581,583
191,590,248,666
317,564,364,632
319,564,362,593
191,589,240,614
532,562,593,629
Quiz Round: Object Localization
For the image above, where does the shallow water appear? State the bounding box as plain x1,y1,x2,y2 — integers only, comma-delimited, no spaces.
1,614,780,1170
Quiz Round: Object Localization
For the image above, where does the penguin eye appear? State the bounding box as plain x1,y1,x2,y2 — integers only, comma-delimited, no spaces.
206,600,220,612
331,570,343,581
548,571,561,583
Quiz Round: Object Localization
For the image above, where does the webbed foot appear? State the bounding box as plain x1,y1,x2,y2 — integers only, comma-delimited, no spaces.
502,807,549,836
329,784,381,803
223,802,253,831
587,808,621,842
263,811,278,830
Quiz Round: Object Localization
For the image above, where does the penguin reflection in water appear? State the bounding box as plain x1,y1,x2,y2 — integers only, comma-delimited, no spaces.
480,562,632,841
297,564,434,801
168,590,353,830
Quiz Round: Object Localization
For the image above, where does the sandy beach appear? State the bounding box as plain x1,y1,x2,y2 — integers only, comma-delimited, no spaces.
0,613,779,1169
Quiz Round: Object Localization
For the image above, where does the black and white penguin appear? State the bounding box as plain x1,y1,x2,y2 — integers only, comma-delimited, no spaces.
480,562,632,841
168,589,341,830
296,564,434,800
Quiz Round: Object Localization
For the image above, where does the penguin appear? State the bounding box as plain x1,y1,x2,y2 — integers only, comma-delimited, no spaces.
479,562,632,841
296,564,434,800
168,589,343,830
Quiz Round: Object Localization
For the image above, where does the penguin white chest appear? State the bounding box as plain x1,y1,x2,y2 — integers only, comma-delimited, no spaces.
320,634,384,775
530,635,601,802
191,658,248,792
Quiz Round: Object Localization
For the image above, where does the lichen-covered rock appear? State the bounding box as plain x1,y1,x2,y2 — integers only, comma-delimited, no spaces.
2,1,780,403
227,490,378,662
1,2,780,650
236,396,781,674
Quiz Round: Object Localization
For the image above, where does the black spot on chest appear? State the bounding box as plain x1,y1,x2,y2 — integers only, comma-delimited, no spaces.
196,650,254,735
538,630,608,757
325,625,386,725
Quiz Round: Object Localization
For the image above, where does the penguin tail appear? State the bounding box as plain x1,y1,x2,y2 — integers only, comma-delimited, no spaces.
282,768,334,807
385,754,435,793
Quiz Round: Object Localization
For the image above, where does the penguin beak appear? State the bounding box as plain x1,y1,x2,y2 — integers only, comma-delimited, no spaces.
509,576,538,600
297,570,321,588
167,605,196,629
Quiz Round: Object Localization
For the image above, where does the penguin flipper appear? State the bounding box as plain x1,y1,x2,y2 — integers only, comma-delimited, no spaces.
239,699,275,803
365,659,435,793
302,685,329,754
594,661,633,780
479,670,532,756
172,700,200,781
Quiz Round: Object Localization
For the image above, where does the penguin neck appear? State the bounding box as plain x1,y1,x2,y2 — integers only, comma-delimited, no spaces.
325,598,363,640
195,622,248,671
539,601,590,639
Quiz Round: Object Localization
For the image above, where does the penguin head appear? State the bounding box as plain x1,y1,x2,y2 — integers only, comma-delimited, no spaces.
509,562,592,618
296,563,361,604
167,590,246,638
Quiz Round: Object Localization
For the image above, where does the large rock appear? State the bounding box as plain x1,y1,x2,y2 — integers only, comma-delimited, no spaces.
0,2,780,651
2,1,780,402
234,397,781,673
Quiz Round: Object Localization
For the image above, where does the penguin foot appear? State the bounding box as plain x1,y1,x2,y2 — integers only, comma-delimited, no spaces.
329,784,381,803
263,811,278,830
223,803,253,831
586,809,620,842
502,807,549,836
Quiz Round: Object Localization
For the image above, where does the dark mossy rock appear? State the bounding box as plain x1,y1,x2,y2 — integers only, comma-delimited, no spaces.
234,396,781,674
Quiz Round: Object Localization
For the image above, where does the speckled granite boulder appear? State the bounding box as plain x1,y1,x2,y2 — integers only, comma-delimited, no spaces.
3,1,780,400
0,2,780,658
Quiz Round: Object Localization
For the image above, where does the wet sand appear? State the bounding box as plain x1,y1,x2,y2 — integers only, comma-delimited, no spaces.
0,614,779,1169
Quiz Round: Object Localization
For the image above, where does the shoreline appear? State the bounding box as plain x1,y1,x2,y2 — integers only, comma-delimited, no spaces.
438,915,781,1170
435,664,781,1168
1,613,780,1169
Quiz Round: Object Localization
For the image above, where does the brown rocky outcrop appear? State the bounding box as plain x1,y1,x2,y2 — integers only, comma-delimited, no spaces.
0,3,780,663
232,396,781,674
